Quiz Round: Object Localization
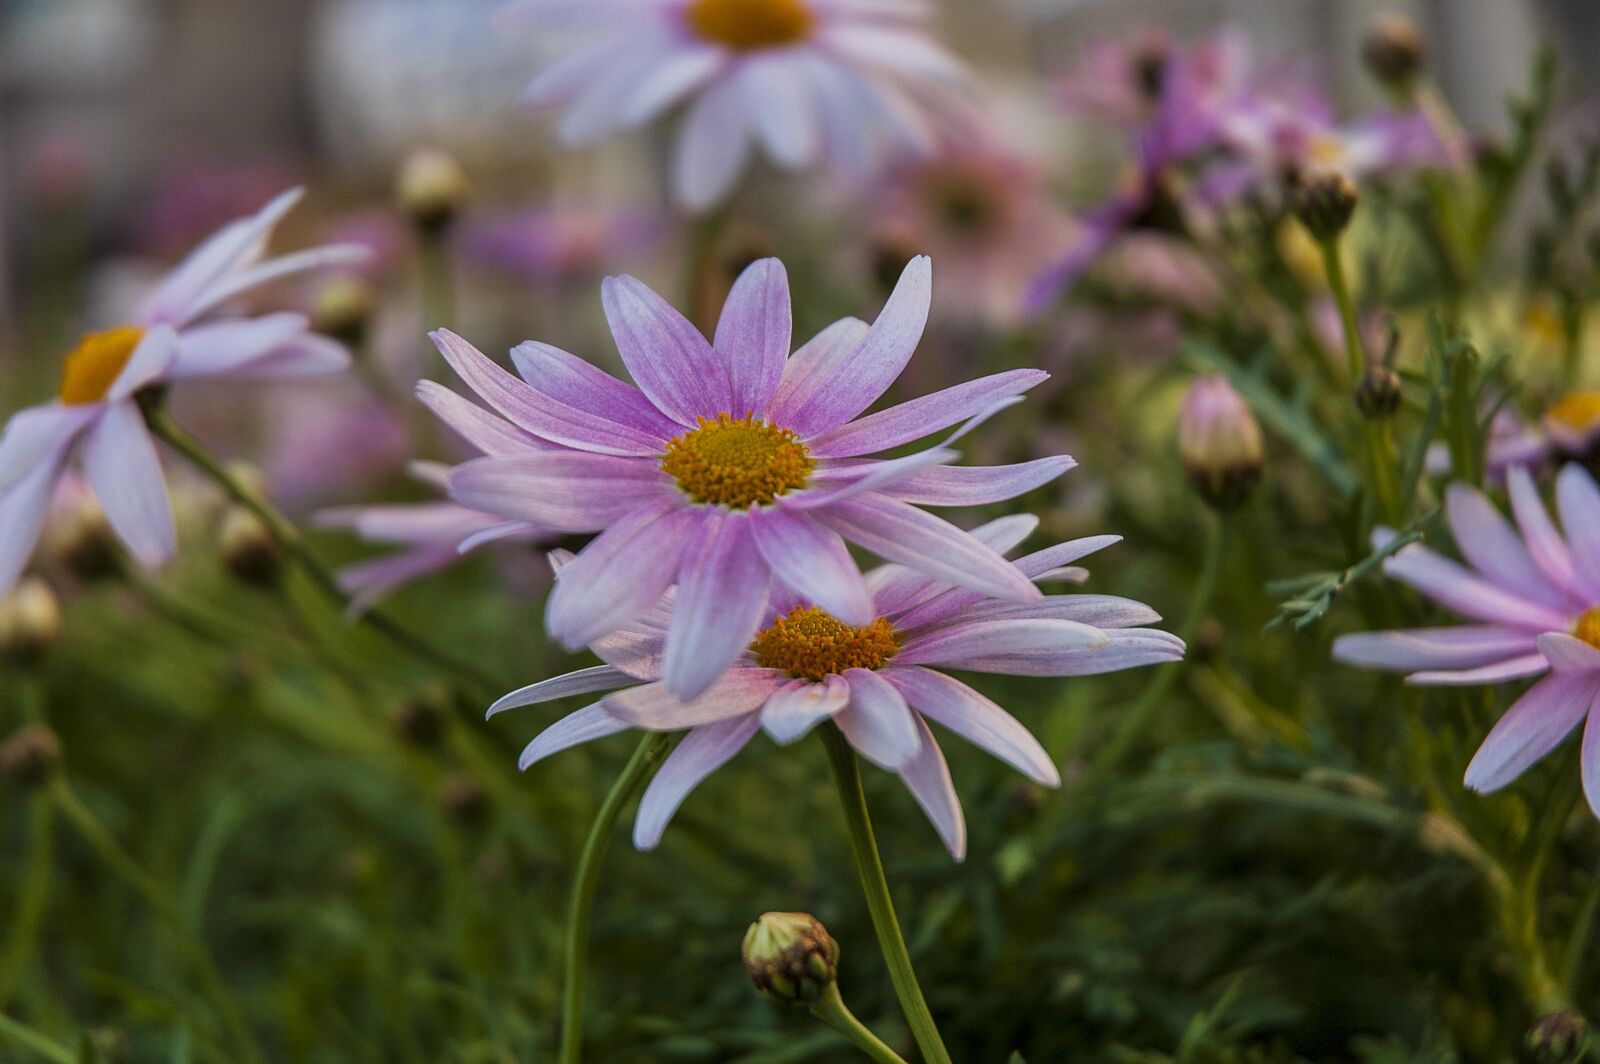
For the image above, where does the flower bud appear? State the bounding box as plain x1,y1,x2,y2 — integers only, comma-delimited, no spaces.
0,578,61,666
312,276,377,348
1178,376,1264,509
218,506,281,587
1290,167,1359,242
742,911,838,1005
1362,13,1425,91
1,724,61,787
1527,1011,1589,1063
1355,366,1403,420
396,148,469,233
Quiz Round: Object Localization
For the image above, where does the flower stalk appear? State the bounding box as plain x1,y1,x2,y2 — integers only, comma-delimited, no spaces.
810,983,913,1064
819,724,954,1064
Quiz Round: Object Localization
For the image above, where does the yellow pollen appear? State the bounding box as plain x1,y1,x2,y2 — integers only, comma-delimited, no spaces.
751,606,899,682
1575,608,1600,650
686,0,814,50
58,326,146,405
661,413,814,508
1547,391,1600,435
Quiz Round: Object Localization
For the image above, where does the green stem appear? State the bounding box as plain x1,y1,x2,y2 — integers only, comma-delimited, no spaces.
559,732,680,1064
1093,513,1229,773
0,1012,75,1064
0,793,53,1008
819,725,953,1064
52,780,267,1064
139,399,497,693
419,231,456,334
1319,240,1365,385
809,984,911,1064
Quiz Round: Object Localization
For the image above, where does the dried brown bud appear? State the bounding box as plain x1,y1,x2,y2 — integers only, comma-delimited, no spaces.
1355,366,1403,420
218,507,280,587
1,724,61,787
1291,167,1359,242
1362,13,1425,90
742,912,838,1005
1178,376,1264,509
0,578,61,666
396,148,469,233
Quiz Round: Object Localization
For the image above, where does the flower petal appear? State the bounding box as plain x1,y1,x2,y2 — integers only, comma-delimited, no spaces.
1445,483,1572,611
1332,626,1541,672
895,716,965,860
488,665,640,719
1556,465,1600,602
885,666,1058,785
546,503,700,648
674,76,754,213
1507,465,1583,600
741,57,820,168
766,317,870,427
0,461,67,598
448,452,668,533
82,402,174,568
510,341,681,439
0,405,98,494
897,617,1108,666
885,456,1075,507
136,188,302,324
749,509,873,626
713,258,791,417
761,676,850,744
431,329,665,456
1538,633,1600,673
868,513,1040,617
942,627,1185,676
604,667,784,729
416,381,549,456
661,513,772,699
601,275,730,424
633,714,763,850
834,668,921,769
765,256,931,437
1464,671,1596,793
1406,653,1552,686
807,370,1051,457
108,325,179,400
1379,537,1570,632
518,704,634,771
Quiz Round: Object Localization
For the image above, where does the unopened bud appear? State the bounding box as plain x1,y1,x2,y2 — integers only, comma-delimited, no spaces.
1362,14,1425,90
218,507,280,586
312,276,376,347
1,724,61,787
0,578,61,666
1355,366,1403,420
742,911,838,1005
1178,376,1264,509
397,148,469,233
1527,1011,1589,1063
1291,167,1359,242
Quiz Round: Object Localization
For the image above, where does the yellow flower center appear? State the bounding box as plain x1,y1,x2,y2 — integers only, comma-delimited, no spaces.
751,606,899,682
686,0,814,50
660,414,814,508
1547,391,1600,436
58,326,146,405
1575,607,1600,650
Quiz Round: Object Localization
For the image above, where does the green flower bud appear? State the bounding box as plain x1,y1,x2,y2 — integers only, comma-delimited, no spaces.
742,912,838,1005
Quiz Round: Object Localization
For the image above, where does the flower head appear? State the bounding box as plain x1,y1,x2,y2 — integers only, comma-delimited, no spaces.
490,517,1183,856
743,912,838,1004
1178,376,1264,508
1334,465,1600,815
507,0,971,211
0,188,367,597
425,256,1071,700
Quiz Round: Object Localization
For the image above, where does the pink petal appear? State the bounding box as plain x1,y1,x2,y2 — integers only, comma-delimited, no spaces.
633,714,763,849
661,513,772,699
82,402,174,568
884,666,1058,785
448,452,668,533
1464,671,1596,793
760,676,850,744
868,513,1040,618
1332,626,1541,672
834,668,921,769
885,456,1075,507
416,381,549,456
1537,633,1600,673
673,76,754,213
1507,465,1583,600
713,258,791,417
0,405,98,494
601,275,730,424
895,716,966,860
896,617,1108,666
807,370,1051,457
0,460,68,598
487,665,640,718
749,509,873,626
136,188,302,324
621,44,725,125
943,627,1185,676
509,341,681,439
740,58,820,168
604,668,784,730
1583,703,1600,818
1380,538,1571,632
1556,465,1600,602
1406,653,1552,686
519,704,633,771
545,503,699,648
1445,483,1572,611
108,325,179,399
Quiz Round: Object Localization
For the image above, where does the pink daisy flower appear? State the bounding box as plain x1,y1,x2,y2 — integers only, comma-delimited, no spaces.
316,462,550,614
0,188,366,597
1334,464,1600,814
422,256,1070,700
489,516,1183,856
507,0,970,211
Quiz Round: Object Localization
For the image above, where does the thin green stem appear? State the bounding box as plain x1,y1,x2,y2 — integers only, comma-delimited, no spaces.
139,398,497,693
0,793,52,1009
819,725,953,1064
1319,240,1365,385
559,732,680,1064
0,1011,75,1064
419,231,456,334
52,780,267,1064
809,984,911,1064
1093,513,1229,773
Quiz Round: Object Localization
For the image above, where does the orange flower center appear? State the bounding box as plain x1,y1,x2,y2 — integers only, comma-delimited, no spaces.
1574,607,1600,650
751,606,899,682
58,326,146,405
661,414,814,508
686,0,814,50
1547,391,1600,437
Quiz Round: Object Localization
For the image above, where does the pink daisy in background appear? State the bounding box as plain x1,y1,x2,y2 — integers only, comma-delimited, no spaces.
1334,465,1600,815
507,0,970,211
0,188,367,596
423,255,1071,700
316,462,551,614
489,516,1183,856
